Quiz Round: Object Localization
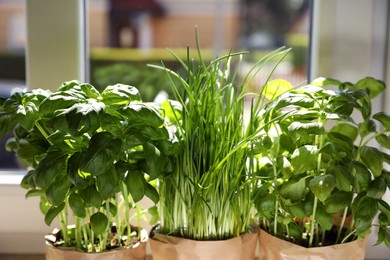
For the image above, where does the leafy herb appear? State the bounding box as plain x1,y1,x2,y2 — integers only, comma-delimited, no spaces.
253,77,390,248
0,81,177,252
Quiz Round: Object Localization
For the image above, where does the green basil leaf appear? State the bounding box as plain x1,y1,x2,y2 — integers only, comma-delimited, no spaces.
79,83,100,99
373,112,390,132
375,134,390,149
21,170,37,189
360,146,383,177
263,79,293,100
354,77,385,99
44,202,65,226
324,191,353,213
315,204,334,231
308,175,336,202
80,132,121,176
288,122,324,136
46,176,69,206
35,149,68,190
25,189,44,198
67,152,92,189
351,161,371,192
353,196,378,236
286,203,305,220
291,145,318,175
330,123,358,142
255,195,276,219
90,212,108,236
126,170,146,203
78,185,103,208
328,164,353,191
367,177,387,199
96,165,119,200
145,182,159,204
101,84,141,105
311,77,341,87
69,193,86,218
279,178,306,203
123,102,164,128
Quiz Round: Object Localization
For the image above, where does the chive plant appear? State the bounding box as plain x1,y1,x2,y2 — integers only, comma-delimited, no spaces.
151,42,290,240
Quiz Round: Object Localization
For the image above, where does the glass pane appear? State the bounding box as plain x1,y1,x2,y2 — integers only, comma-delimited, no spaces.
88,0,310,101
0,0,26,170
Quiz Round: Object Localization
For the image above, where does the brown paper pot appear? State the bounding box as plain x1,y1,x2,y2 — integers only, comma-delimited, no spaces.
149,231,258,260
45,242,146,260
258,229,367,260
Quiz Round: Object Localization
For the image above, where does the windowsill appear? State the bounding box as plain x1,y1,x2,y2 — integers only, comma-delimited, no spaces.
0,170,26,185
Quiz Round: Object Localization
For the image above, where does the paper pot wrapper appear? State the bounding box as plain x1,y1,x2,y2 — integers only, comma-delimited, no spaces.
150,231,258,260
259,229,367,260
45,242,146,260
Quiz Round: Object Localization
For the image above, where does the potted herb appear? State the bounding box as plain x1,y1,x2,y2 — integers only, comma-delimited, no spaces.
148,41,289,259
0,80,176,259
252,77,390,259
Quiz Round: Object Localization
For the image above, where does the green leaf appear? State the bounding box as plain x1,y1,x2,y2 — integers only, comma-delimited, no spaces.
96,165,119,200
360,146,383,177
101,84,141,105
311,77,341,87
330,123,358,142
373,112,390,131
286,203,305,220
354,77,385,99
78,185,103,208
35,149,68,190
324,191,353,213
90,212,108,236
351,161,371,192
25,189,44,198
315,204,334,231
255,194,276,219
376,134,390,149
145,182,159,204
358,120,377,139
353,196,378,236
79,83,100,99
123,102,164,128
374,227,390,247
69,193,86,218
80,132,121,176
61,101,105,135
367,177,387,199
21,170,37,189
161,99,182,123
308,175,336,202
288,122,324,136
67,152,92,189
263,79,293,100
328,165,353,191
148,206,159,225
279,178,306,203
126,170,146,203
44,202,65,226
291,145,318,175
46,176,69,206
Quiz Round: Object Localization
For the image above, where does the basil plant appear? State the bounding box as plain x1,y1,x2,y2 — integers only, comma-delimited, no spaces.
0,81,178,252
252,77,390,248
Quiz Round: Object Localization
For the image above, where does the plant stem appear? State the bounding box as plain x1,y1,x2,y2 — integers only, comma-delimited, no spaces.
309,196,318,247
336,206,349,243
58,207,69,246
135,202,142,239
75,216,82,250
